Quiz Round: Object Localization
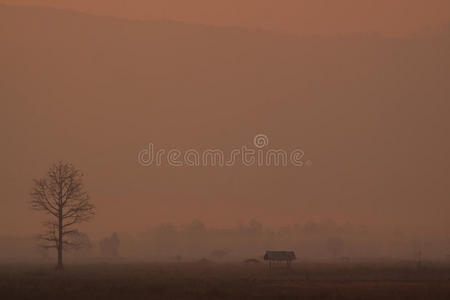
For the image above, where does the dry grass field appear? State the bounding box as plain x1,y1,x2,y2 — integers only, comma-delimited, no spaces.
1,262,450,300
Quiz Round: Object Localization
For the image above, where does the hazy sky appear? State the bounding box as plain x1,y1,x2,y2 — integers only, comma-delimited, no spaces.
1,3,449,239
2,0,450,36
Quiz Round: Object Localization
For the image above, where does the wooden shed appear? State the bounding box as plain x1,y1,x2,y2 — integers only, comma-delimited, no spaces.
264,251,296,270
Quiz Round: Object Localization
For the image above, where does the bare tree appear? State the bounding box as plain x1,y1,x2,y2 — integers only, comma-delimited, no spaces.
69,230,93,259
30,161,95,270
326,237,343,258
100,232,120,258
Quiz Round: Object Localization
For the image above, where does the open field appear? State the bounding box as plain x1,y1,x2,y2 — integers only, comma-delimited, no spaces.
1,262,450,299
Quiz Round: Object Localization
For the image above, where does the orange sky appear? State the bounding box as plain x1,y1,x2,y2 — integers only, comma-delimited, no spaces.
1,2,450,239
2,0,450,36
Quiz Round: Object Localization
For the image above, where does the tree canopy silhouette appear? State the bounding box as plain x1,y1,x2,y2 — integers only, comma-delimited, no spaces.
30,161,95,270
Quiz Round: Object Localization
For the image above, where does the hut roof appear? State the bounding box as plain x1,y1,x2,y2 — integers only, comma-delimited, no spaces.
264,251,296,261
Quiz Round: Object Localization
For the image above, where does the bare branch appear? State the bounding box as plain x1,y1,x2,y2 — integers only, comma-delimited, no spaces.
30,161,96,267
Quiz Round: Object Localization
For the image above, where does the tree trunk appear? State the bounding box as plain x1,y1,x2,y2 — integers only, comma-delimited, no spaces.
57,208,63,271
56,246,63,270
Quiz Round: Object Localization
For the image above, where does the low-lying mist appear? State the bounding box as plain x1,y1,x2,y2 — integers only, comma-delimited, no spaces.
2,220,449,263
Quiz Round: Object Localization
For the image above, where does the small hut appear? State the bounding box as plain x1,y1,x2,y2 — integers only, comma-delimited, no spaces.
264,251,296,270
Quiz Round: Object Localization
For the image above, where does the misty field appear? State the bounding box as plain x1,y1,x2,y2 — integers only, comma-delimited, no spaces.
1,262,450,300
